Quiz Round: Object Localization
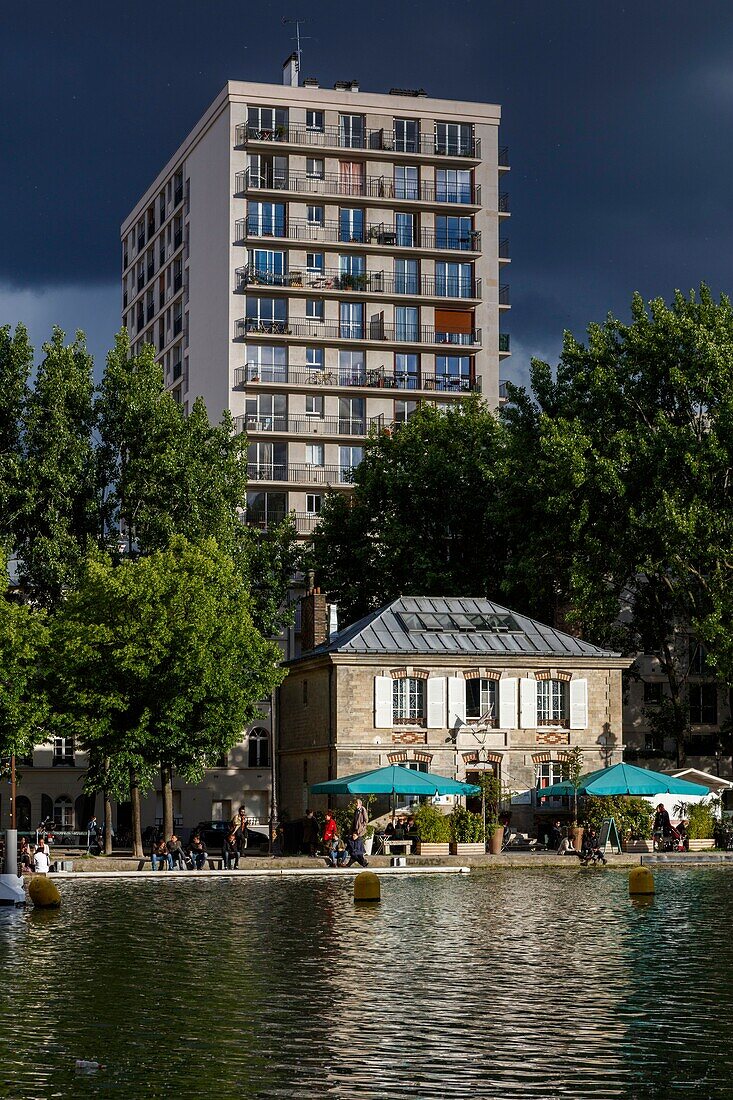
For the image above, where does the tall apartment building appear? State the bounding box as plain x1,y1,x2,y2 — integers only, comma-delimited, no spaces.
120,56,511,539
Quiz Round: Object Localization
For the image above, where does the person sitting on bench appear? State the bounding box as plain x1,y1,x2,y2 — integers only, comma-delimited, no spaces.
222,829,240,870
188,831,208,870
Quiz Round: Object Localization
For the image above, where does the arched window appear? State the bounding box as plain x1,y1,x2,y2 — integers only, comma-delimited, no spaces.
53,795,73,829
248,728,270,768
15,795,31,832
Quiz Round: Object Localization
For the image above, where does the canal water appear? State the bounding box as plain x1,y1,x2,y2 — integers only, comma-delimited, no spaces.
1,868,731,1099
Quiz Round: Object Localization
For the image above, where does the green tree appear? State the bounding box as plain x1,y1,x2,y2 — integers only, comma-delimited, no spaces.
309,397,507,623
48,538,286,853
505,287,733,765
15,327,99,605
0,324,32,546
0,582,48,764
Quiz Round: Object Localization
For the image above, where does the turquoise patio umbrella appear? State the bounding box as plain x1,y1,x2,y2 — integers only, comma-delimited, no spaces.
310,764,479,797
538,762,709,799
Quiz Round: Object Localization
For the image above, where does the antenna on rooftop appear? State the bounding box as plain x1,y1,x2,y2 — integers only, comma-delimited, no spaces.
282,15,312,77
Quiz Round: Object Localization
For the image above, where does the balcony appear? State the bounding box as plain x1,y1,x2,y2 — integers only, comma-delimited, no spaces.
499,333,511,354
236,415,366,437
498,381,509,404
499,285,510,306
498,145,510,167
247,463,356,484
235,265,479,301
235,217,481,254
234,362,480,393
235,123,479,159
499,193,510,214
235,169,477,206
499,237,510,260
234,317,481,348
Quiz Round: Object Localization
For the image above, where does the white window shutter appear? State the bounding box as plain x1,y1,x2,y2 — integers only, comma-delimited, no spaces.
447,676,466,728
519,677,537,729
374,676,392,728
427,677,446,728
570,678,588,729
498,677,517,729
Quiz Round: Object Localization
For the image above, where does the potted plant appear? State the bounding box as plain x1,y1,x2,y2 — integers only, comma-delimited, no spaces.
413,804,450,855
566,746,585,851
448,805,485,855
474,773,504,854
685,799,717,850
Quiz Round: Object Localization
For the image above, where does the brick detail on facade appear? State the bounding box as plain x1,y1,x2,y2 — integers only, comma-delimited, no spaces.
391,730,428,744
389,667,408,679
411,668,430,680
535,730,571,746
387,750,409,763
535,670,552,681
555,670,572,683
413,751,434,764
462,750,503,765
463,668,501,681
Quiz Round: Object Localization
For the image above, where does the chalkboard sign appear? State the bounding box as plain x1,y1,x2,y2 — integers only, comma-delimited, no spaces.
598,817,621,854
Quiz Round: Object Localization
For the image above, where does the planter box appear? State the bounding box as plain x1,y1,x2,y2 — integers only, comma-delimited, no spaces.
623,840,652,853
687,838,714,851
415,842,450,856
449,842,486,856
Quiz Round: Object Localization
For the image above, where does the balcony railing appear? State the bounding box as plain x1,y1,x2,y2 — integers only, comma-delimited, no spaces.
247,463,356,484
499,284,510,305
235,124,479,158
498,145,510,167
499,333,511,353
499,193,510,213
235,169,476,206
235,265,478,300
237,415,366,437
235,217,481,253
234,362,480,393
499,237,510,259
234,317,480,347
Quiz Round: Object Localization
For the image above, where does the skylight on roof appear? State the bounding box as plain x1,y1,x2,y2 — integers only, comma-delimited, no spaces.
397,611,522,634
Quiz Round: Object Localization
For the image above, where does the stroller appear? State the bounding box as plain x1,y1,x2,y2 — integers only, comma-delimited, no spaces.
578,830,607,866
653,828,684,853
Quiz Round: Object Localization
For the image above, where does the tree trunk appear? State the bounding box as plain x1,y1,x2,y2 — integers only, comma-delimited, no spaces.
129,763,143,858
102,756,112,858
160,762,173,838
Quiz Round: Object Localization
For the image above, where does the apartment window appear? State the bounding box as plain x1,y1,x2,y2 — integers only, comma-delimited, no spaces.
393,118,419,153
305,346,324,370
339,207,365,242
53,737,75,767
338,396,364,433
305,298,324,321
393,677,426,723
436,215,473,250
339,350,365,385
436,168,472,204
159,191,166,223
689,684,718,725
247,201,286,237
435,261,472,298
306,109,324,132
395,306,419,342
306,252,324,274
340,301,364,339
466,679,498,722
394,353,419,389
395,212,415,247
306,443,325,466
690,639,711,675
247,106,289,137
306,157,324,179
394,165,419,200
53,795,74,827
537,680,569,726
246,491,287,527
248,729,270,768
643,681,664,705
339,161,364,196
339,445,363,481
394,258,418,295
306,494,322,514
305,394,324,416
248,441,286,480
435,121,473,156
339,113,364,148
246,295,287,332
394,399,419,423
245,393,287,430
436,355,472,386
307,204,324,226
247,344,287,383
536,761,568,796
249,249,286,284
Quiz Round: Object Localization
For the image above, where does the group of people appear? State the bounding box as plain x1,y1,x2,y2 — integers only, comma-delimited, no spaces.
302,800,370,868
546,820,607,865
652,803,688,851
148,808,251,871
18,836,51,874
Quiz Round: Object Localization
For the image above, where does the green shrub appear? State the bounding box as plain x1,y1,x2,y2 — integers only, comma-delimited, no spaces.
686,800,716,840
413,804,451,843
449,805,485,843
582,795,653,840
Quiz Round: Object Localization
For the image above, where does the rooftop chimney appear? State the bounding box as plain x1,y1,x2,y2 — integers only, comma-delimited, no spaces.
300,588,327,651
303,77,320,88
283,52,299,87
328,603,339,640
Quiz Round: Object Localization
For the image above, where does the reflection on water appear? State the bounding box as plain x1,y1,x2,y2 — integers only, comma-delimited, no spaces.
1,869,732,1099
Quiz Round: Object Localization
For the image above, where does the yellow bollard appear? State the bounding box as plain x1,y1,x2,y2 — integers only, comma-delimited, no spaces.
354,870,381,903
629,865,655,896
28,875,61,909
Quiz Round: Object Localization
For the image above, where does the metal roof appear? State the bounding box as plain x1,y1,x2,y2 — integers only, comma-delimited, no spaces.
302,596,621,660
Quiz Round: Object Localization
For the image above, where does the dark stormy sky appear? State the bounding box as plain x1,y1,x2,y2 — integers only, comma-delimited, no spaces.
2,0,732,388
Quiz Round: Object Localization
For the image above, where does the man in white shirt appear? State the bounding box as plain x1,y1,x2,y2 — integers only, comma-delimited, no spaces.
33,846,50,874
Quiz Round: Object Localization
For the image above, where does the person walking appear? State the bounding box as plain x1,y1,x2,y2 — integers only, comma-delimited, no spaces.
234,808,248,857
344,831,369,868
352,799,368,839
